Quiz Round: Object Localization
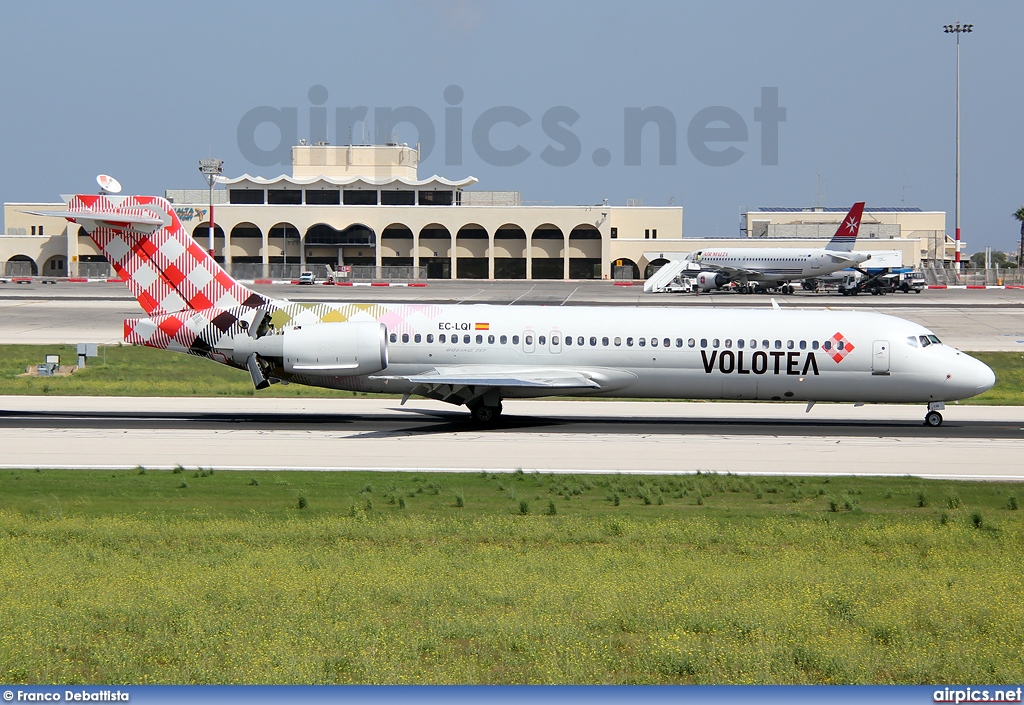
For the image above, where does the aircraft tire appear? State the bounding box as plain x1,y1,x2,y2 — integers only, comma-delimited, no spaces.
470,402,503,424
924,410,943,427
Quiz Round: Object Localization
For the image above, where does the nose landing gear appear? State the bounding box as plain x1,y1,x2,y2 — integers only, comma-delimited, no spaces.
924,402,945,427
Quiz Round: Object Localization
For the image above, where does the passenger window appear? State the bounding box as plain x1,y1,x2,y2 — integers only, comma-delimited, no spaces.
837,341,845,350
614,337,622,346
799,340,807,350
427,334,434,343
737,339,745,349
552,335,560,345
590,336,597,346
639,338,646,347
476,334,483,344
390,333,397,343
463,334,471,344
725,339,732,348
762,340,769,349
603,337,610,346
700,338,707,348
539,336,546,345
513,335,520,345
440,334,446,343
627,337,634,347
414,334,422,343
823,340,832,351
651,338,659,347
577,336,585,346
565,337,572,346
774,340,782,349
488,335,495,344
688,338,696,348
500,335,507,344
676,338,683,348
402,333,410,343
786,340,794,350
811,340,819,350
525,335,533,345
713,339,720,348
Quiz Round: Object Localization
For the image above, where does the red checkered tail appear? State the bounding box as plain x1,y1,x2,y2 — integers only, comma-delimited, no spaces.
61,194,268,314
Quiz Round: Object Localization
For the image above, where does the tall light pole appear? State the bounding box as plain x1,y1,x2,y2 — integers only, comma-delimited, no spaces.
199,158,224,258
944,22,972,273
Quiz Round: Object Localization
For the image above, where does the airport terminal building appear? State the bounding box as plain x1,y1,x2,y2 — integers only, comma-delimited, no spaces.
2,143,952,280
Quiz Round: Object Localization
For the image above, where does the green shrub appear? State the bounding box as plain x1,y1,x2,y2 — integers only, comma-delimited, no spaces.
297,496,308,510
1007,495,1019,511
519,500,529,515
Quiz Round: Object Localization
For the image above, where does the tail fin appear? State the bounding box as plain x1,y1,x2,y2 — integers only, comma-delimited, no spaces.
824,202,865,251
62,194,267,315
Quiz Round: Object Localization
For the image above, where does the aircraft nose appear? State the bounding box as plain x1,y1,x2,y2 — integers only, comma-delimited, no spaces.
955,354,995,396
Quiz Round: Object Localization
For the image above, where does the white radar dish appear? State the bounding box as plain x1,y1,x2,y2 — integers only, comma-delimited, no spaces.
96,174,122,194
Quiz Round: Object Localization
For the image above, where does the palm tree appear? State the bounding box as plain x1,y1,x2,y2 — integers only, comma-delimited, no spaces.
1016,207,1024,268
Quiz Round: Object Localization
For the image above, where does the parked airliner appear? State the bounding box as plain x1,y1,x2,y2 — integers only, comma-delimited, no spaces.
30,194,994,427
687,202,871,293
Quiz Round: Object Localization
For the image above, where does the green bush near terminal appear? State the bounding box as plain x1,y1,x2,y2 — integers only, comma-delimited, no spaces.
2,344,1023,404
0,470,1022,684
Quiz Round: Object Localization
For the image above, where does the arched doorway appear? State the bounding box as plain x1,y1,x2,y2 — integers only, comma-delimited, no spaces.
568,225,602,279
228,223,262,279
418,224,452,279
613,258,640,280
644,258,671,279
455,224,488,279
493,224,527,279
530,224,564,280
192,223,225,262
268,222,302,277
5,255,38,277
305,223,377,276
380,224,414,266
42,255,67,277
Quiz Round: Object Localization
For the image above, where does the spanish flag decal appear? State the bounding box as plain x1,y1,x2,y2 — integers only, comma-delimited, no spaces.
475,322,490,331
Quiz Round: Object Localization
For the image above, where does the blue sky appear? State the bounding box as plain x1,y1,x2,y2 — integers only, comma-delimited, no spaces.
2,1,1021,253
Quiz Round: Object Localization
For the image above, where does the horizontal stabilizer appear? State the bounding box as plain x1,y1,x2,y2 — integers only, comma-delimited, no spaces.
22,209,167,235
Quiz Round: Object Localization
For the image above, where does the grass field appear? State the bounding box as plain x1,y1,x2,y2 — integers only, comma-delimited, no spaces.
1,469,1022,684
3,344,1023,404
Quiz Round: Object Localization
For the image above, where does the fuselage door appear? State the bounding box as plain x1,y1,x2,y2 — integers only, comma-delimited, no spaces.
549,332,562,354
872,340,890,375
809,253,822,271
523,330,535,354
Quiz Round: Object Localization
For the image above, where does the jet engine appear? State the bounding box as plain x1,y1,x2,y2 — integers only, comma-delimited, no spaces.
696,271,729,291
233,320,388,388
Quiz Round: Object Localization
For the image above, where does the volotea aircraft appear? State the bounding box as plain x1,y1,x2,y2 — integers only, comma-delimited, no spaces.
30,193,994,427
687,202,871,294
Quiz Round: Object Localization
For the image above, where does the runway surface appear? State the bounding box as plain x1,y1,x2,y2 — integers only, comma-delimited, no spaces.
3,281,1023,349
2,397,1022,479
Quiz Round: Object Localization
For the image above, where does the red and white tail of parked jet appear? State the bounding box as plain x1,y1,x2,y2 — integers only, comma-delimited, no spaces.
27,194,994,427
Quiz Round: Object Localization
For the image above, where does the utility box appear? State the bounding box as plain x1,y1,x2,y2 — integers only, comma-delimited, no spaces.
76,343,98,368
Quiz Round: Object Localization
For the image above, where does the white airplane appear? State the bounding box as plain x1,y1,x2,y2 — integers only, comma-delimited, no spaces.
30,194,994,427
687,202,871,294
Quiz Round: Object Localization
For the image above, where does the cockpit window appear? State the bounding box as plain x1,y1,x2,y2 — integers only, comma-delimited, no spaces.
906,336,919,347
928,335,941,344
919,335,931,347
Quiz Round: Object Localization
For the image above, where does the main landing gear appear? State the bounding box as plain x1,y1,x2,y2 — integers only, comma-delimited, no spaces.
468,400,503,425
924,402,945,427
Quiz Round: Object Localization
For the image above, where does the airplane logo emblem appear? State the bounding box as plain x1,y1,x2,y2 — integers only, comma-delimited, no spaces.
844,217,859,234
825,332,855,363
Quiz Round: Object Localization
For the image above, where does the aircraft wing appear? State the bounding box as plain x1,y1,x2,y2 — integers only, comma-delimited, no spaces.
371,365,636,402
696,262,759,278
